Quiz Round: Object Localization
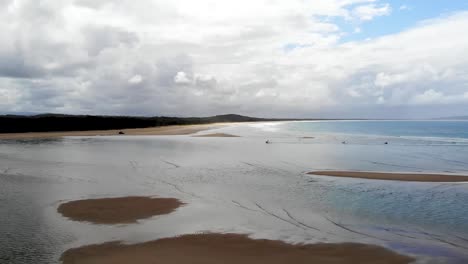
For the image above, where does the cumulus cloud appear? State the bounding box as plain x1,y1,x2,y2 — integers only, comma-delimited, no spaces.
0,0,467,118
352,3,392,21
174,72,191,85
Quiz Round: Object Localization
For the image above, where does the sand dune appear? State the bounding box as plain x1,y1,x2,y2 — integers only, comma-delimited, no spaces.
308,171,468,182
61,233,413,264
57,196,183,224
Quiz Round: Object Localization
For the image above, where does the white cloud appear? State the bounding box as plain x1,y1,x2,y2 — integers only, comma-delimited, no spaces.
0,1,467,118
374,72,407,88
352,3,391,21
174,71,191,84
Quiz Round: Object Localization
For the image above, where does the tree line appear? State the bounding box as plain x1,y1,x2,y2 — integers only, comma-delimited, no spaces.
0,114,278,133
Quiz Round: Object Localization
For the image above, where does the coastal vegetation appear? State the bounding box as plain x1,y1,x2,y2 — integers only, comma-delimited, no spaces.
0,114,281,133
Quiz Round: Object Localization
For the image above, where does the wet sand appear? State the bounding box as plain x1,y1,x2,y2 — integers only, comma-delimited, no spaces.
309,171,468,182
57,196,183,224
0,123,225,140
194,133,240,137
61,233,414,264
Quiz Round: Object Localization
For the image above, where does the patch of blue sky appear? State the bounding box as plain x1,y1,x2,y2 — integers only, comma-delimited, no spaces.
338,0,468,43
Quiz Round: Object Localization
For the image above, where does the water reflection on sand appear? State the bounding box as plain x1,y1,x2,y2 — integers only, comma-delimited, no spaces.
1,124,468,263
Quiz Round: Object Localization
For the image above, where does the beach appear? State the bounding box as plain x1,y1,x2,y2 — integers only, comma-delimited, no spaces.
57,195,411,263
0,123,225,140
308,171,468,182
193,133,240,137
2,121,468,263
61,233,413,264
57,196,184,224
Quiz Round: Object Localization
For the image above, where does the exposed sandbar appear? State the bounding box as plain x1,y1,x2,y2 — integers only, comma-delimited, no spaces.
194,133,240,137
308,171,468,182
57,196,183,224
61,233,413,264
0,123,225,140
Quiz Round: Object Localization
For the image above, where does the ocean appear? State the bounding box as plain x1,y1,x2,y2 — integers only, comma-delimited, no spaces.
283,120,468,140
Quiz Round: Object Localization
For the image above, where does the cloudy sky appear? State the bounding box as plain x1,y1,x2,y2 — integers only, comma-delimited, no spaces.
1,0,468,118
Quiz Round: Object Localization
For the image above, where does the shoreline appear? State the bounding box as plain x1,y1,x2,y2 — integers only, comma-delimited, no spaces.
61,233,413,264
193,133,240,137
308,171,468,182
0,123,228,140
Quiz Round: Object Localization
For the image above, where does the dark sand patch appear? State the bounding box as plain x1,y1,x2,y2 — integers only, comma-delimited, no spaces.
61,233,413,264
308,171,468,182
194,133,240,137
58,196,183,224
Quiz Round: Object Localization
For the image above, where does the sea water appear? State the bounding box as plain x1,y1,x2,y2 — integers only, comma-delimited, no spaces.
283,120,468,140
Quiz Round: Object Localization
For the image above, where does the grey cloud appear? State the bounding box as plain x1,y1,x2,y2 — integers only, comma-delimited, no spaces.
83,25,139,56
155,54,194,87
195,75,217,90
0,52,45,78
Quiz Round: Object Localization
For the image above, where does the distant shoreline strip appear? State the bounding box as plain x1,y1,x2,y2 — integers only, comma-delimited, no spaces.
0,123,225,140
308,171,468,182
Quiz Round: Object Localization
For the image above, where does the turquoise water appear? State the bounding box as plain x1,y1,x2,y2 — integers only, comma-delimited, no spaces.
283,120,468,140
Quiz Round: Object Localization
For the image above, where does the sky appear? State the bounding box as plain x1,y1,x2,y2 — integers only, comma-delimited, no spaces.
0,0,468,118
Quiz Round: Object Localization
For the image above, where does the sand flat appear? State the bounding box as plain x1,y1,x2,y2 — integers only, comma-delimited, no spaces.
308,171,468,182
61,233,413,264
194,133,240,137
57,196,183,224
0,123,226,140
